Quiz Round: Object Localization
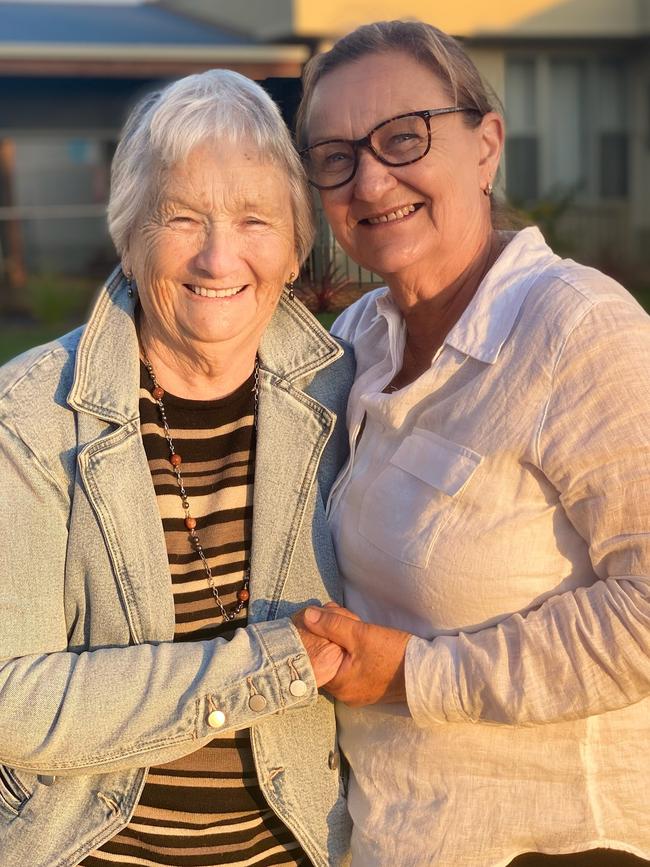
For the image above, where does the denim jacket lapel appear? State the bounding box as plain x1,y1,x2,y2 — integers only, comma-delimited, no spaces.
76,418,175,643
69,269,174,642
248,295,343,620
249,368,336,622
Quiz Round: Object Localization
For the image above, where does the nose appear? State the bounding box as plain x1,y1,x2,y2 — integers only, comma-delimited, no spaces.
193,224,240,278
351,148,398,202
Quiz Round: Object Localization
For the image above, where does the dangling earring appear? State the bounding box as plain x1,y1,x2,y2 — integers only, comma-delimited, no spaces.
483,181,493,197
285,272,296,301
124,268,134,298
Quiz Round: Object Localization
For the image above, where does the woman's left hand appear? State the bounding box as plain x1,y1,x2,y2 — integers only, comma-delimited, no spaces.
298,606,412,706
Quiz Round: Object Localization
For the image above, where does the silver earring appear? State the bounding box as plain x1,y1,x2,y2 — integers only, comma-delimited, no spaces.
124,269,134,298
483,182,493,197
285,272,296,301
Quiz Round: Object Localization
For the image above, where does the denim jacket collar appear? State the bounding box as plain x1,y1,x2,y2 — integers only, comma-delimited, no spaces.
67,267,343,424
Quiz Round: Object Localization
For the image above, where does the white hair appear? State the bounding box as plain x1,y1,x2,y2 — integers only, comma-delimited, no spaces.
108,69,315,264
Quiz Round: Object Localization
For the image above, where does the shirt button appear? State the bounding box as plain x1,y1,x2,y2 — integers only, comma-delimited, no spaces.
207,709,226,729
328,750,340,771
289,679,308,697
249,694,268,712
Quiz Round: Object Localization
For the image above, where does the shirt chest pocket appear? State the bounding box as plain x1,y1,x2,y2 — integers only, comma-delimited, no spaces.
358,429,482,568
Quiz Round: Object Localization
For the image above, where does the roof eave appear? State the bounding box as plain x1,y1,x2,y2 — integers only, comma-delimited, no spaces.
0,42,309,62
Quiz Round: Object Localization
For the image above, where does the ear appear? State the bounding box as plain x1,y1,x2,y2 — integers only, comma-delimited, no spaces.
478,111,505,189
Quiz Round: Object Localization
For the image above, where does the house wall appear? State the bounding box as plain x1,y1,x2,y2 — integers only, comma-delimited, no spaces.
166,0,650,39
0,77,155,274
294,0,647,38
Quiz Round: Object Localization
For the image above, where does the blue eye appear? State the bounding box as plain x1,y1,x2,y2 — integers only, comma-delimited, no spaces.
325,151,350,165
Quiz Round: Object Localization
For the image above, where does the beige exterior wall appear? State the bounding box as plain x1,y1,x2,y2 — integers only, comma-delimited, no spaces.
295,0,646,37
165,0,650,39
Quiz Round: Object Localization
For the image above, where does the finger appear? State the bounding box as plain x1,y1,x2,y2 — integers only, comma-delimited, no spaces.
312,643,345,688
292,605,323,630
303,606,360,648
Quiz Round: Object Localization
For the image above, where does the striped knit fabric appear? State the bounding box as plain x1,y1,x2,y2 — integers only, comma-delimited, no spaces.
81,363,309,867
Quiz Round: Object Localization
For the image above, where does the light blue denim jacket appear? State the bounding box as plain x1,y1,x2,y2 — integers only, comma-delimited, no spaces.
0,268,354,867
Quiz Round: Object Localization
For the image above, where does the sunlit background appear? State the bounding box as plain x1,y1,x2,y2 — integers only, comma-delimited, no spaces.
1,0,649,361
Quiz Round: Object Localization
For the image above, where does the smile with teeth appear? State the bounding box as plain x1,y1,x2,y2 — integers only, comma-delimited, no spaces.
365,204,418,225
187,285,245,298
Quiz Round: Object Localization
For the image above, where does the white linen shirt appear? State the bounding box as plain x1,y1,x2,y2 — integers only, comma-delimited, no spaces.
329,227,650,867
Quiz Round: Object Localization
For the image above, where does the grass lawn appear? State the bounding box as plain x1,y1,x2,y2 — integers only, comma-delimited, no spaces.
0,322,78,365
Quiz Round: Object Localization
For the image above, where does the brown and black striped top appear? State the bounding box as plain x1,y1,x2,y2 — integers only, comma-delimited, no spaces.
81,363,309,867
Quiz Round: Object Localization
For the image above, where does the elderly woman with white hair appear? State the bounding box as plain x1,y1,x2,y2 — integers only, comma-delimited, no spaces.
0,70,353,867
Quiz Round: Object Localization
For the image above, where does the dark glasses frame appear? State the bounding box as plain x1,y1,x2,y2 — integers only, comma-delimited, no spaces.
300,106,481,190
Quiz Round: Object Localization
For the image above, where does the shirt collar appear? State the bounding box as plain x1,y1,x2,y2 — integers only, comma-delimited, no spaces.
374,226,557,365
446,227,557,364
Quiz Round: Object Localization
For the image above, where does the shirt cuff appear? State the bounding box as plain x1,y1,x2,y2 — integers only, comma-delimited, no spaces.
405,634,468,727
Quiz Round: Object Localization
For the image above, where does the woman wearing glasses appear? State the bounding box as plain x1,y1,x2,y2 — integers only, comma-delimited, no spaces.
294,19,650,867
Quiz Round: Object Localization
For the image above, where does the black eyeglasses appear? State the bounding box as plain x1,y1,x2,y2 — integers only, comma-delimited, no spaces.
300,107,481,190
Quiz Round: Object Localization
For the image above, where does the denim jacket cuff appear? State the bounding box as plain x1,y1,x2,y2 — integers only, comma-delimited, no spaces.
196,618,317,735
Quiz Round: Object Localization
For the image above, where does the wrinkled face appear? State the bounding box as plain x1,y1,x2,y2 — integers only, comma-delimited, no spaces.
305,51,499,284
126,141,298,358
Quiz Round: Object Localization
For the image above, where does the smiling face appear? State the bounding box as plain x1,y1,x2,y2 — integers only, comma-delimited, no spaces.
126,140,298,369
305,51,502,292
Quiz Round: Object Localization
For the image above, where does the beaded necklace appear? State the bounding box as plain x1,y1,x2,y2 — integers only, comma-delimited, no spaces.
143,356,258,622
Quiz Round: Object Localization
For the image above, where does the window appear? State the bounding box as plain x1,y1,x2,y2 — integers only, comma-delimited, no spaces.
504,53,630,203
548,61,587,193
597,61,628,197
505,59,539,201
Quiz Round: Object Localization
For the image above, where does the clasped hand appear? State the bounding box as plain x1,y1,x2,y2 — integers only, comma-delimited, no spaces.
293,603,411,706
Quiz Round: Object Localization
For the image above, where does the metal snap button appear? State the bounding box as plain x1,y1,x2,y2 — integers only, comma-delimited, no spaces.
328,750,340,771
37,774,56,786
289,679,308,697
249,694,268,712
207,709,226,729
